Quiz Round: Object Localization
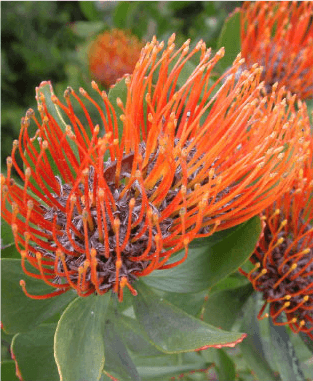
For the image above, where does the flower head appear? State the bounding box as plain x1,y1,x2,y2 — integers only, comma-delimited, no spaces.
240,1,313,99
88,29,143,88
1,35,308,301
242,131,313,338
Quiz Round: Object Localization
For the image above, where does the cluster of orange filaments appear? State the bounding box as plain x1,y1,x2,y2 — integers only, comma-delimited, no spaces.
88,29,144,88
242,133,313,338
240,1,313,99
0,35,309,301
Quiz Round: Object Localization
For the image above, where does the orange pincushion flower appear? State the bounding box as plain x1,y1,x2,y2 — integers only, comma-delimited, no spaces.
88,29,143,88
240,1,313,99
1,35,308,301
242,130,313,338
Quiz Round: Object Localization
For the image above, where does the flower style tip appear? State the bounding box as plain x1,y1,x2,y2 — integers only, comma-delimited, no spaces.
243,133,313,338
1,36,309,301
240,1,313,99
88,29,144,88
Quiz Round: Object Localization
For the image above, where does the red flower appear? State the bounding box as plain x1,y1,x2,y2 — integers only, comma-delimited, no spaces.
1,35,308,301
242,131,313,338
88,29,143,88
240,1,313,99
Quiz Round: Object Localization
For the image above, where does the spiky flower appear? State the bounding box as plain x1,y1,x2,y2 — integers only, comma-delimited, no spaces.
88,29,143,88
240,1,313,99
1,35,308,301
242,129,313,338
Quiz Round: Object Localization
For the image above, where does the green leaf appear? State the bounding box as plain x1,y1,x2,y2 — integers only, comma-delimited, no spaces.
290,331,313,380
113,3,132,28
133,281,247,354
79,1,101,21
268,318,305,381
239,295,278,381
143,216,262,293
1,329,14,361
162,290,208,317
71,21,105,38
112,2,147,39
131,347,212,380
1,217,14,246
1,258,76,334
1,244,19,259
1,361,20,381
214,349,236,381
137,362,211,380
299,332,313,354
216,9,241,71
116,314,165,357
107,77,128,139
11,324,59,381
103,310,141,381
1,219,19,259
54,293,111,381
203,283,254,331
209,272,250,293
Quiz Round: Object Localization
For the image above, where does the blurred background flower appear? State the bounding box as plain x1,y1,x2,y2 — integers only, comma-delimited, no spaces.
88,29,144,88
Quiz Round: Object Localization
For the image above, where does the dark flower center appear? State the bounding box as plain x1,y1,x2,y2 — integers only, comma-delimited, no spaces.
39,158,173,292
251,217,313,324
36,140,211,293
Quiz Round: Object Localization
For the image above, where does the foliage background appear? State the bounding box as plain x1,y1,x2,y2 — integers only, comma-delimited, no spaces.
1,2,313,381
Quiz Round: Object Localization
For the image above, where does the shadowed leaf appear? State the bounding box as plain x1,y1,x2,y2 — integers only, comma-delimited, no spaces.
133,281,247,354
2,258,76,334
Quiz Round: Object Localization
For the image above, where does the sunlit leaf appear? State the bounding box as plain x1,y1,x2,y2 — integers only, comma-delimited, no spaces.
1,361,20,381
1,217,14,246
216,9,241,70
1,219,19,259
54,293,111,381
